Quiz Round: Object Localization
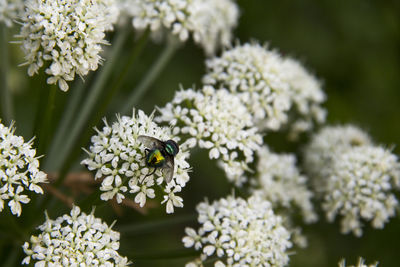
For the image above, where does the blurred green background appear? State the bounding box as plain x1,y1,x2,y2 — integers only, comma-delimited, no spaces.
1,0,400,266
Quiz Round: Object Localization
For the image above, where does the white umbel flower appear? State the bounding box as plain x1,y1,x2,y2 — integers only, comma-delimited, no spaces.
339,257,379,267
203,42,326,134
182,194,292,266
22,206,130,266
0,0,24,27
303,125,373,181
0,121,47,217
323,145,400,236
255,146,317,224
121,0,239,54
17,0,119,91
81,109,191,214
203,43,291,131
304,125,400,236
156,86,262,186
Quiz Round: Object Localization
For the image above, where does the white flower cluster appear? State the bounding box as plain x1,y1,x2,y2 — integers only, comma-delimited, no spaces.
203,42,326,135
0,121,47,217
22,206,130,266
304,125,400,236
303,125,372,181
121,0,239,54
81,109,191,214
252,146,317,248
156,86,262,186
0,0,24,27
254,146,317,224
182,195,292,266
17,0,119,91
339,257,379,267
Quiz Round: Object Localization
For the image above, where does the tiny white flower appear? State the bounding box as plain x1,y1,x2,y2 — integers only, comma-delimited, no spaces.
0,121,47,217
22,206,130,266
82,109,191,213
0,0,24,27
182,194,292,266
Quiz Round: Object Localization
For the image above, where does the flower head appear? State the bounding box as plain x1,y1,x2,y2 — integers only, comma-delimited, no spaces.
22,206,130,266
304,125,400,236
303,125,373,180
203,42,326,135
17,0,119,91
0,121,47,217
121,0,239,54
339,257,379,267
0,0,24,27
81,109,191,214
182,194,292,266
323,145,400,236
156,86,262,186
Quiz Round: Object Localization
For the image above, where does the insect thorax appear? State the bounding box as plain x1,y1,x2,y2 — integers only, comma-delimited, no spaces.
146,149,165,167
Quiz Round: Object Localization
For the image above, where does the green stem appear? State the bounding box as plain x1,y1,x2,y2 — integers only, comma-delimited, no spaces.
49,27,130,173
3,243,21,267
43,79,87,170
0,25,14,124
121,36,180,114
37,85,57,156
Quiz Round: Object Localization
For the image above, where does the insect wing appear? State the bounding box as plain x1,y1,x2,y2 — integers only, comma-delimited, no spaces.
137,135,164,149
161,156,175,183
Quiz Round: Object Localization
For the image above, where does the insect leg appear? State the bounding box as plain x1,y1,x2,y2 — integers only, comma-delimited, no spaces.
144,167,157,178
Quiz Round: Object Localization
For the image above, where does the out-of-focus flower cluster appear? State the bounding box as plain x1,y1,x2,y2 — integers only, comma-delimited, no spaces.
120,0,239,54
252,146,317,247
81,109,191,214
0,121,47,217
304,125,400,236
22,206,130,266
17,0,119,91
156,85,262,186
203,42,326,137
0,0,24,27
339,257,379,267
182,194,292,266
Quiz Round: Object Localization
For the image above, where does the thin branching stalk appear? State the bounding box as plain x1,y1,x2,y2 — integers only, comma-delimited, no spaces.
0,25,13,124
36,85,57,156
121,36,180,114
44,79,88,170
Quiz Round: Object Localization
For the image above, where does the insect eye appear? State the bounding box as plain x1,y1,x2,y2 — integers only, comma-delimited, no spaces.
165,141,179,156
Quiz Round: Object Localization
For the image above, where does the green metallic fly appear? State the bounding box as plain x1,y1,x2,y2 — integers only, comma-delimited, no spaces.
137,135,179,183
